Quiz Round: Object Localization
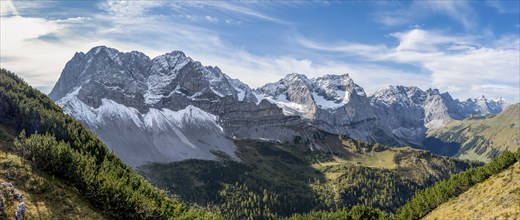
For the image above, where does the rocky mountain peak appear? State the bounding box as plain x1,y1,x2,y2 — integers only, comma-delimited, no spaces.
461,94,509,116
284,73,309,81
425,88,441,95
370,85,426,107
51,45,257,111
89,45,119,56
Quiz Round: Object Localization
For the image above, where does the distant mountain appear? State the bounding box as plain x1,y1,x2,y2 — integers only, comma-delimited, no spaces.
254,73,396,146
255,77,511,147
368,86,509,146
425,103,520,162
50,46,513,167
462,95,509,116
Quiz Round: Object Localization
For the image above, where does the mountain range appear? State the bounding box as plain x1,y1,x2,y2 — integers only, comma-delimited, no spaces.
1,44,517,219
49,46,511,167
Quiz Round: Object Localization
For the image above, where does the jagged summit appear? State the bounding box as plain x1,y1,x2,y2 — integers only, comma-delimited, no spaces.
50,46,291,166
50,46,513,166
255,72,366,112
50,45,256,112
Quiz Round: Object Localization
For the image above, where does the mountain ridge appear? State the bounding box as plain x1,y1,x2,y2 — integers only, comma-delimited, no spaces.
50,45,514,166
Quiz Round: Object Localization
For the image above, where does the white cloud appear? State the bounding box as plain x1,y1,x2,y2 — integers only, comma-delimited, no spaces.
296,29,520,101
375,1,477,30
487,1,520,14
390,29,474,52
1,1,517,103
98,0,164,18
0,0,18,16
0,14,121,91
166,1,291,25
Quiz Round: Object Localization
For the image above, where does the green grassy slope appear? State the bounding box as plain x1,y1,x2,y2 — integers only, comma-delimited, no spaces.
395,149,519,220
0,68,218,219
424,161,520,220
285,149,519,220
426,103,520,162
0,125,106,219
139,135,480,219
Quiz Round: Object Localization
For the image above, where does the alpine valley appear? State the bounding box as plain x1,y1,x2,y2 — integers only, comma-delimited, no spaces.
0,45,518,219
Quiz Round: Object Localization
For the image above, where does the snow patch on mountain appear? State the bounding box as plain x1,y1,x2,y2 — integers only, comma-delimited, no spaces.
255,73,366,113
57,93,237,166
61,96,223,132
253,92,306,115
311,92,346,109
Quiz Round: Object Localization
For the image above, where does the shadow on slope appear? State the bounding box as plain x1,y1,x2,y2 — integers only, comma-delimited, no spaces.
138,140,326,220
421,137,461,157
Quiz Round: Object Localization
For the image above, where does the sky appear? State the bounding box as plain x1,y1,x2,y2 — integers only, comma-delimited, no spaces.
1,0,519,102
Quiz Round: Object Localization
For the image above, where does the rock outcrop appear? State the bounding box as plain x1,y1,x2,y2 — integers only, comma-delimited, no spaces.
0,182,27,220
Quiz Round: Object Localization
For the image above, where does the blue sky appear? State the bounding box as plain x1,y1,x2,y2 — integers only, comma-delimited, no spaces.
1,0,519,101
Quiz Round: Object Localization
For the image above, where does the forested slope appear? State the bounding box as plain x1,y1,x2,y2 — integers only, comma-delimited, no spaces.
286,149,519,220
0,124,107,219
0,68,218,219
140,137,481,219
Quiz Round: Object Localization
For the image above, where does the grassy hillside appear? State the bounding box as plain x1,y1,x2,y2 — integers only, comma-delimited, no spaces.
139,135,480,219
0,68,218,219
426,103,520,162
0,125,106,219
286,149,519,220
424,161,520,220
395,149,519,219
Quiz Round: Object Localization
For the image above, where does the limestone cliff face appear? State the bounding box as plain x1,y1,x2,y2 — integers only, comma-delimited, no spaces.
51,46,511,166
50,46,306,167
255,73,398,145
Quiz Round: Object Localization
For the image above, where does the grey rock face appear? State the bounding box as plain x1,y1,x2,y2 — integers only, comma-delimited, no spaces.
53,46,510,166
255,73,399,145
15,202,26,220
0,182,26,220
51,46,307,167
460,95,509,116
50,46,151,111
368,86,510,146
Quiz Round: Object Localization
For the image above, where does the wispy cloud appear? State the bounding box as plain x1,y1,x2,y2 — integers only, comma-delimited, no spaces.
98,0,164,18
425,1,477,30
0,0,291,92
169,1,290,25
296,28,520,101
374,1,477,30
487,1,520,14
